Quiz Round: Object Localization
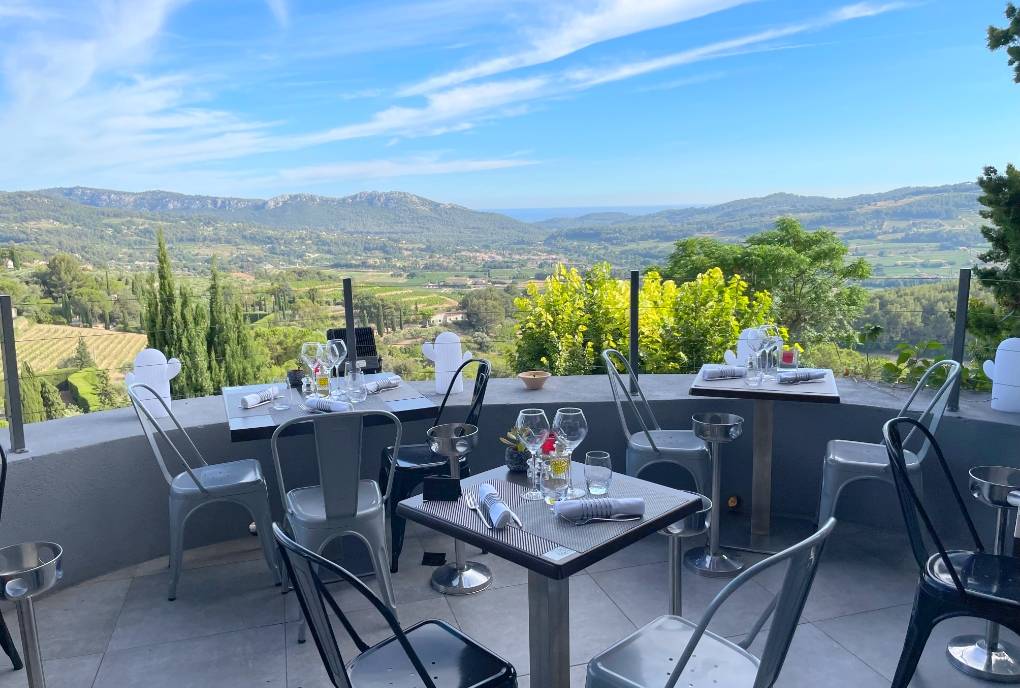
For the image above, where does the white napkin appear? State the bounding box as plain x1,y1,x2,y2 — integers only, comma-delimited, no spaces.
777,369,826,385
478,483,514,529
365,375,402,394
241,385,277,409
304,396,353,413
553,497,645,522
702,365,747,380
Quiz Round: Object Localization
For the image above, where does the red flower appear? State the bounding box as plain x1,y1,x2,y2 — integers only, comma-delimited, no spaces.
541,432,557,454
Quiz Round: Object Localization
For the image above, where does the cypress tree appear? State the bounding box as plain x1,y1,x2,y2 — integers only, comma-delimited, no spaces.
155,229,179,358
177,286,212,397
207,259,227,386
19,362,44,423
39,378,64,420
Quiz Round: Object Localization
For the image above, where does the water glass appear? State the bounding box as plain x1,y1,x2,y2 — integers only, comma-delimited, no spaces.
744,355,764,388
585,451,613,495
272,378,291,411
517,408,550,502
553,407,588,498
344,362,368,403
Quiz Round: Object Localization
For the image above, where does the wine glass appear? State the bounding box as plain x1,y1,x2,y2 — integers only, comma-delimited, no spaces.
300,342,323,378
517,408,550,502
553,407,588,498
324,340,347,400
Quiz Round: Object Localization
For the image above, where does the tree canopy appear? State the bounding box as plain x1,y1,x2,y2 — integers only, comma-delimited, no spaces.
989,3,1020,83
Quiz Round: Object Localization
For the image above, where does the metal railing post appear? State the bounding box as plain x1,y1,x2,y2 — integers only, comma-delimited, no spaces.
342,278,357,366
629,270,640,393
0,295,25,452
948,268,971,412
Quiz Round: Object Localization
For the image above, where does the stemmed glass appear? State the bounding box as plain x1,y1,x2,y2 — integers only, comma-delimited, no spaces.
300,342,324,397
553,407,588,498
323,339,347,400
517,409,550,502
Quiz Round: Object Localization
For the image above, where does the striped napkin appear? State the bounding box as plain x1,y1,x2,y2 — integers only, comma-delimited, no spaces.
365,375,402,394
553,497,645,522
702,365,747,380
304,396,353,413
478,483,515,529
777,369,826,385
241,385,277,409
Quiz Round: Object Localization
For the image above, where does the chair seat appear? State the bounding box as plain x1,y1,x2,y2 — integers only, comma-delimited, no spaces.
170,458,265,497
927,551,1020,605
629,430,708,455
349,619,515,687
386,443,467,471
588,615,758,688
826,440,919,468
286,481,383,529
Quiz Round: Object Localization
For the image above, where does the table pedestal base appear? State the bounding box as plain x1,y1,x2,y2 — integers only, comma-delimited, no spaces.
948,634,1020,682
683,546,743,577
431,560,492,595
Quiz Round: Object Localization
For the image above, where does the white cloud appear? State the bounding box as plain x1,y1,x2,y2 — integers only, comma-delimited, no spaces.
400,0,753,95
265,0,288,27
274,156,537,184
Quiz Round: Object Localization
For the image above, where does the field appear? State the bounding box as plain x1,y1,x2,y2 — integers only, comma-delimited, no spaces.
12,320,148,374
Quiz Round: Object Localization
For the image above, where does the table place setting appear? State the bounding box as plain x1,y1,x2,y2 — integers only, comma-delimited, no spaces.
239,385,279,409
553,496,645,525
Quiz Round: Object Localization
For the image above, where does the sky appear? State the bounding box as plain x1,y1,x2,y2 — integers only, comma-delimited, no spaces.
0,0,1017,208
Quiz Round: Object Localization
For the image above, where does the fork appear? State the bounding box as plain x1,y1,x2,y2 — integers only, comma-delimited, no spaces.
558,513,643,526
463,491,493,529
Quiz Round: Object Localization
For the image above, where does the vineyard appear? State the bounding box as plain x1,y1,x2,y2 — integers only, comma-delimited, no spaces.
12,320,148,374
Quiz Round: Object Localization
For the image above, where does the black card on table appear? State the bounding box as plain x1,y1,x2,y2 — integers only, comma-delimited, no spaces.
423,476,461,501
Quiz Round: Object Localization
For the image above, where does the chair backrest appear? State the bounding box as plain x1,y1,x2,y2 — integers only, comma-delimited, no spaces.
271,410,402,519
273,523,439,688
665,518,837,688
884,416,984,591
601,349,662,450
433,358,491,429
127,383,209,490
893,359,961,463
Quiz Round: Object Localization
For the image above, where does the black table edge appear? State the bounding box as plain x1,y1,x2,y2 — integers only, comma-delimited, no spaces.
689,385,841,404
396,495,703,579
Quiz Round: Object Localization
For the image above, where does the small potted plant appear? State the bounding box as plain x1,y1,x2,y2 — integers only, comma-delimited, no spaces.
500,426,531,472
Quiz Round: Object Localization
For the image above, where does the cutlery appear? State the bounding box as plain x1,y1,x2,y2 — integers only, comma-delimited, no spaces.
464,491,493,529
558,513,643,526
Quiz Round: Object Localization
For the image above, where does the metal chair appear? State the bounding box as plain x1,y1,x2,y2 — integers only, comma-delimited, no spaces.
274,523,517,688
127,383,282,601
587,517,837,688
883,416,1020,687
379,358,490,573
271,410,400,617
0,444,23,671
816,359,961,527
602,349,711,493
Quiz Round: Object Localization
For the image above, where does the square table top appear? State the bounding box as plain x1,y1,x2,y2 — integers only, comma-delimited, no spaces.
223,374,437,442
396,464,703,579
689,366,841,404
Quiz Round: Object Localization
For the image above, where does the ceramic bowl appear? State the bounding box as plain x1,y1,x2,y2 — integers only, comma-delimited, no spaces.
518,370,551,390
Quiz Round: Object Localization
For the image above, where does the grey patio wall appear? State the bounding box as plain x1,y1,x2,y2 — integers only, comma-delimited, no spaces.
1,374,1018,587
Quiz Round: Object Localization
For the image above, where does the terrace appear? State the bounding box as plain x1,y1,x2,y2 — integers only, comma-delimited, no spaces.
0,373,1017,687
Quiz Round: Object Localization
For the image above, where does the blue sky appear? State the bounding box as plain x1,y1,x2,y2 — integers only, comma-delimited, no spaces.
0,0,1017,207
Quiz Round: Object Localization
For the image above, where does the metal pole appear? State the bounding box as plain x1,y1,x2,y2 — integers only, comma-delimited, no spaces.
629,270,639,394
16,598,44,687
668,535,683,616
342,278,357,369
0,295,25,452
948,268,970,412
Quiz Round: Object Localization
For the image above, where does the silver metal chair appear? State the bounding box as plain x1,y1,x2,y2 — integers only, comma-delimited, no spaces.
271,411,400,619
816,359,961,528
127,383,282,601
586,518,837,688
602,349,711,494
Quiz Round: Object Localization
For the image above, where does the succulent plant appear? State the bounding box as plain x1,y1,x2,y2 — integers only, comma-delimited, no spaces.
499,426,528,453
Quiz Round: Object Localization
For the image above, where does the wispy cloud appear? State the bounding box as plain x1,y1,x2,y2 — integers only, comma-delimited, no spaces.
400,0,753,95
273,155,537,184
265,0,289,27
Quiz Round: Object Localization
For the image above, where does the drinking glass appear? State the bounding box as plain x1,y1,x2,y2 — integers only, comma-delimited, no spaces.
744,354,764,388
553,407,588,498
300,342,322,377
585,451,613,495
272,378,291,411
344,361,368,403
517,408,550,502
324,340,347,400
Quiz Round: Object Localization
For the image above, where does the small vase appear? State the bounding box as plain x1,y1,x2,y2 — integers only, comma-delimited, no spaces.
504,447,530,473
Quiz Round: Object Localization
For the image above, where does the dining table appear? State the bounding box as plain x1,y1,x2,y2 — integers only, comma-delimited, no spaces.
396,463,703,688
221,374,438,442
689,366,840,553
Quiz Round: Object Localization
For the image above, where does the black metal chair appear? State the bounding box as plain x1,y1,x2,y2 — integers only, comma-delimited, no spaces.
0,445,23,670
883,416,1020,688
379,358,490,572
273,523,517,688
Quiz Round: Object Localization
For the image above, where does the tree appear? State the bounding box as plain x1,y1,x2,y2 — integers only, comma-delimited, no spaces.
989,3,1020,83
461,287,515,332
39,378,65,420
70,336,95,369
663,217,871,343
94,369,118,410
177,286,213,397
18,362,44,423
39,253,85,300
155,229,179,357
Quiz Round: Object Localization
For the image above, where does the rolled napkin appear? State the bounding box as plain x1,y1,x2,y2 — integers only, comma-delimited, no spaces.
478,483,515,529
777,369,827,385
553,497,645,523
702,364,747,380
241,385,277,409
304,396,354,413
365,375,402,395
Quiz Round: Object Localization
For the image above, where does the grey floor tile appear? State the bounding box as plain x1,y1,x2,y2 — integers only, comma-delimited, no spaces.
95,624,286,688
583,532,669,573
769,622,889,688
108,559,284,650
816,604,1020,687
1,578,131,660
133,536,267,577
285,596,459,688
0,653,101,688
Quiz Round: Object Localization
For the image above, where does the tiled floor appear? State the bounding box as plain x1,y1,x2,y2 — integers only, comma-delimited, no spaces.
0,520,1014,688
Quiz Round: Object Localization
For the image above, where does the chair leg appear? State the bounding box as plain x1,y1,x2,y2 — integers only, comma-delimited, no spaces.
168,499,187,601
388,474,415,573
892,587,943,688
0,614,22,670
243,491,282,586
